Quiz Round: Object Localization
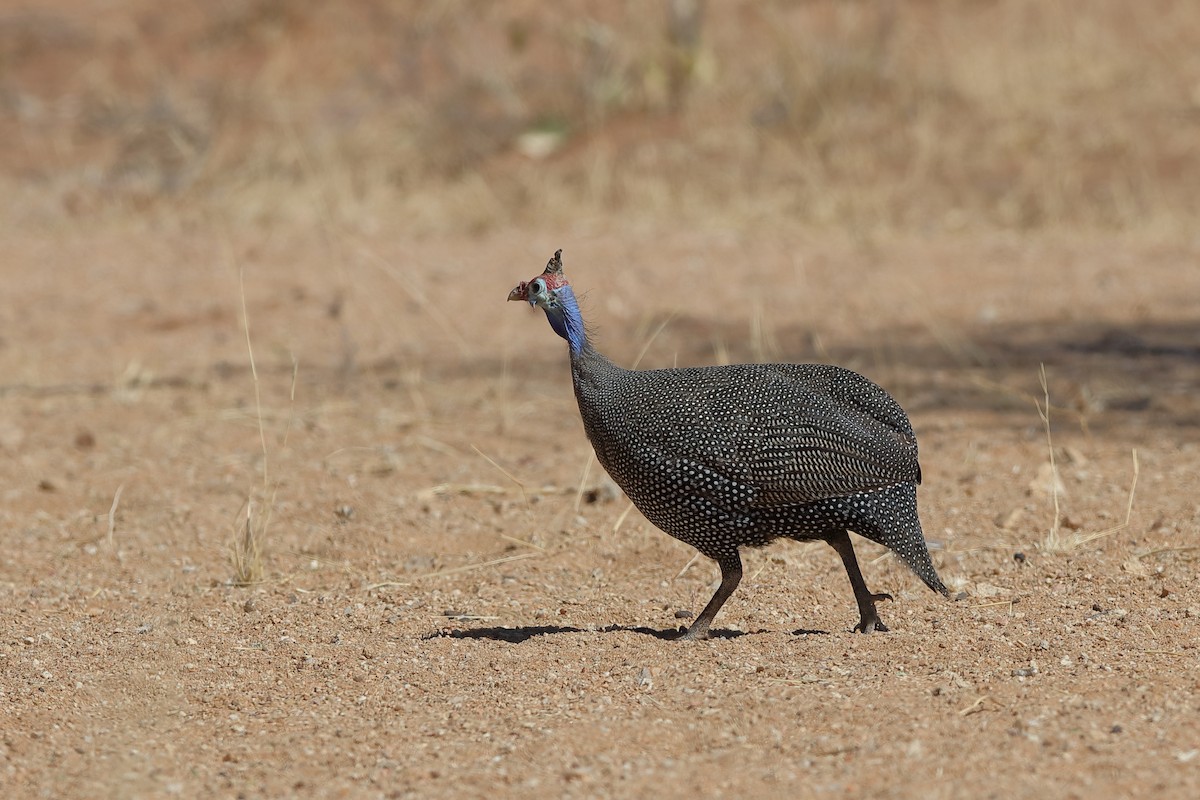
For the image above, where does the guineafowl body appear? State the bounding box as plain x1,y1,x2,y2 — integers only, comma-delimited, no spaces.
509,250,948,640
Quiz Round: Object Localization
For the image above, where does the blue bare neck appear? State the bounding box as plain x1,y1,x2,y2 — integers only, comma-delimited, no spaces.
546,284,588,356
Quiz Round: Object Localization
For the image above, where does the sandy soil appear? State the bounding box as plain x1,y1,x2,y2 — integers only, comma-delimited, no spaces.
1,221,1197,798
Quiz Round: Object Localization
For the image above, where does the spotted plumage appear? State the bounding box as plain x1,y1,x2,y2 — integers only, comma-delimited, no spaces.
510,249,949,639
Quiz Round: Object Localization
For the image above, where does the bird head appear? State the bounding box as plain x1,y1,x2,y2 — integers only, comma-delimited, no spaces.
508,248,586,353
508,248,569,308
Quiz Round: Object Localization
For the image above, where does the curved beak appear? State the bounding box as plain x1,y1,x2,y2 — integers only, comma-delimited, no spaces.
507,281,529,303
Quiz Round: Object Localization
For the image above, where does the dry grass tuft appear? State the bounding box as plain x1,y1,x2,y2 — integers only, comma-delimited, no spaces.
1039,363,1141,553
230,506,264,587
229,259,299,586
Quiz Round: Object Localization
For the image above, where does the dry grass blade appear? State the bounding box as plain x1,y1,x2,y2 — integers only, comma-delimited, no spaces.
358,246,472,357
921,315,990,367
612,501,636,533
416,483,510,500
749,303,781,363
500,534,546,552
415,482,569,500
471,444,529,505
413,552,539,580
1036,364,1065,551
364,581,411,592
969,375,1085,423
973,599,1018,611
1074,448,1140,546
107,483,124,549
239,264,269,485
958,696,992,716
415,434,463,457
282,356,299,448
1138,546,1200,559
763,677,823,687
574,450,595,513
673,552,701,580
631,312,678,369
1042,445,1140,553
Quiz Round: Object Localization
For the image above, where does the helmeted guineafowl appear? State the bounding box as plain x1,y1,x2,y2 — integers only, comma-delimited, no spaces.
509,249,949,640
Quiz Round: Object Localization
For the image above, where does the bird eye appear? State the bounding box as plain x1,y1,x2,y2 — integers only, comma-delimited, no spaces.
530,278,545,294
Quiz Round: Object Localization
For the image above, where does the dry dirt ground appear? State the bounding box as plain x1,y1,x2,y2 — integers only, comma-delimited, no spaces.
1,221,1198,798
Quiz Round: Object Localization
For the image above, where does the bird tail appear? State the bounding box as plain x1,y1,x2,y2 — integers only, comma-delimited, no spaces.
859,484,949,597
903,537,950,597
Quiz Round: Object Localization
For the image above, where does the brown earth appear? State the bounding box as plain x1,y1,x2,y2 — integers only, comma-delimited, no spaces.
2,3,1200,799
3,225,1198,799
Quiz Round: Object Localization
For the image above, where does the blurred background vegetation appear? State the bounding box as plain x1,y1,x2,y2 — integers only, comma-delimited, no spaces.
2,0,1197,236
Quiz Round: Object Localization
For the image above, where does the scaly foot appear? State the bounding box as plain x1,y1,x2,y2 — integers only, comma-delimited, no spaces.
853,592,893,633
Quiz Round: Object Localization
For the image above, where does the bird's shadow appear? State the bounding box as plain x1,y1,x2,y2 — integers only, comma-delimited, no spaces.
422,624,828,643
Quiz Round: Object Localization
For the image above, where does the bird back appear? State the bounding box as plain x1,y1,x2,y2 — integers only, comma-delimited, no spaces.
571,348,920,511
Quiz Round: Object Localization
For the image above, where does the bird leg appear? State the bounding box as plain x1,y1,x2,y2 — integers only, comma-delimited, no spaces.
682,553,742,641
828,529,892,633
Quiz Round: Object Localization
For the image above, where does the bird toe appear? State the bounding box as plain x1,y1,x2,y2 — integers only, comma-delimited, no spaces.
854,616,889,633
